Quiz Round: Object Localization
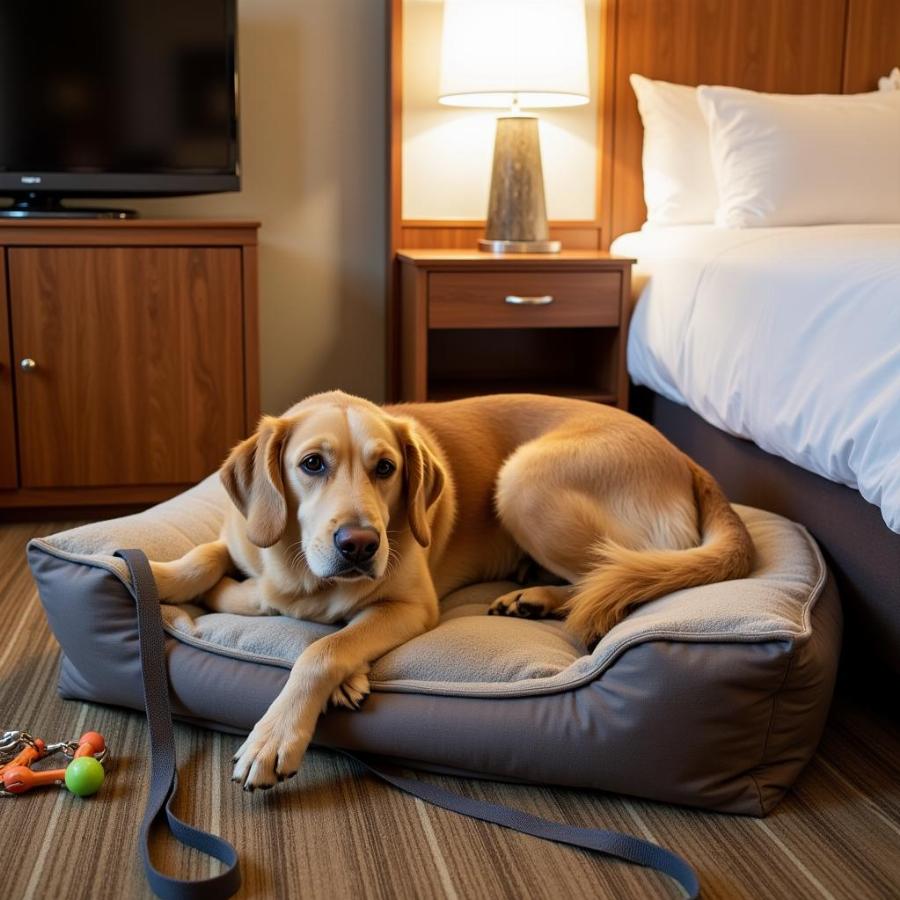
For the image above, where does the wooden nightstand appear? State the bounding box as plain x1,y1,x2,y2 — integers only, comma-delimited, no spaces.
393,249,634,407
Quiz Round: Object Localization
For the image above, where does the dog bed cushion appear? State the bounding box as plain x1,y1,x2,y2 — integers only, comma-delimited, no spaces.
28,475,841,816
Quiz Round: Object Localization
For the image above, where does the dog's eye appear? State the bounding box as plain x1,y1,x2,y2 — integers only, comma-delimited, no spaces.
300,454,326,475
374,459,396,479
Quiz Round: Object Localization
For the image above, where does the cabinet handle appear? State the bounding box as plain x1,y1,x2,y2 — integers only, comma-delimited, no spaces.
505,294,554,306
19,358,37,372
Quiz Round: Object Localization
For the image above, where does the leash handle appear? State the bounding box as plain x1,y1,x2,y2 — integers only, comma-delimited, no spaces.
116,547,699,900
116,549,241,900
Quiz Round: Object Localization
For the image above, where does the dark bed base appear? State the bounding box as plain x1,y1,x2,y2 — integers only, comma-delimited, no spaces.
633,388,900,680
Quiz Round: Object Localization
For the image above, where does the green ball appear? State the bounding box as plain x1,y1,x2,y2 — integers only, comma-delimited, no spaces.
64,756,105,797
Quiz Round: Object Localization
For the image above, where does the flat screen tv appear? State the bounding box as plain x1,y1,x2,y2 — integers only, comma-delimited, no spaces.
0,0,239,217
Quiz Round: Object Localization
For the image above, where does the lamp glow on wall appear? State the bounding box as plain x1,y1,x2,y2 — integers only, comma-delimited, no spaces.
439,0,590,253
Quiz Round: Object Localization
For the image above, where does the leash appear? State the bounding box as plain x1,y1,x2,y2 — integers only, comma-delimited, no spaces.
118,549,241,900
116,548,700,900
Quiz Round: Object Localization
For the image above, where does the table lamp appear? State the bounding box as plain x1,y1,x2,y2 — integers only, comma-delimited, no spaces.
439,0,589,253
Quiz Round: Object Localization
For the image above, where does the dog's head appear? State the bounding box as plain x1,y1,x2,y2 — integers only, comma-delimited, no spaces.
220,391,445,583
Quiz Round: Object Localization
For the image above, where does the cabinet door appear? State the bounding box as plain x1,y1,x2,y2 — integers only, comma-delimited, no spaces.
9,247,246,488
0,253,17,488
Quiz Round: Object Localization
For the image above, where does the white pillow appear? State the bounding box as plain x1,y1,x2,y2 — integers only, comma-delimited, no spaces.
629,74,718,226
697,85,900,228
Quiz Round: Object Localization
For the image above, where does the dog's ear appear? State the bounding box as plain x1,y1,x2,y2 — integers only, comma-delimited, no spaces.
394,419,446,548
220,415,292,548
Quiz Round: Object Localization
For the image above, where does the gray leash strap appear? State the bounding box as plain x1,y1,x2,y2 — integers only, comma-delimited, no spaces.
117,549,241,900
340,752,700,898
116,548,699,900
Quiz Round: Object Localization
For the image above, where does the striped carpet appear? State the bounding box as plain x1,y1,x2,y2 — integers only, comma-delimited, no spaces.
1,520,898,900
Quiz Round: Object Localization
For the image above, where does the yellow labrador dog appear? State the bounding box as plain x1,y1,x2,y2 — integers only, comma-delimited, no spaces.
151,391,752,790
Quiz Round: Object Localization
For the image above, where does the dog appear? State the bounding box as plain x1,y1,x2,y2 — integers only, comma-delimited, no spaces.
150,391,753,790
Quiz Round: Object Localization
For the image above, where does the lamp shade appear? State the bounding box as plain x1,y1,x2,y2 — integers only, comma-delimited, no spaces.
439,0,589,109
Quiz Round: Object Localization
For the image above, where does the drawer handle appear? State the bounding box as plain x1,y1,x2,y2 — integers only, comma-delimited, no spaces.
504,294,555,306
19,358,37,372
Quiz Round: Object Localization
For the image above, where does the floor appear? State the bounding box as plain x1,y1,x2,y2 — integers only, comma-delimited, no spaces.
1,521,899,900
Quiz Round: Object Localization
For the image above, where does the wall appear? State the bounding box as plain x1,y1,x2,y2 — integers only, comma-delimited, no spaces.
120,0,387,415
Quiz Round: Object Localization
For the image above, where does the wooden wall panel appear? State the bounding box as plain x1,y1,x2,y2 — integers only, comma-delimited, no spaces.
604,0,849,243
843,0,900,92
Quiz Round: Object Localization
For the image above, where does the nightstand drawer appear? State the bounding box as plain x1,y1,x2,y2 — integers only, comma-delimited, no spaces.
428,271,621,329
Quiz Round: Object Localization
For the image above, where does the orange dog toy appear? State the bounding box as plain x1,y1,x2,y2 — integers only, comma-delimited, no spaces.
0,730,107,797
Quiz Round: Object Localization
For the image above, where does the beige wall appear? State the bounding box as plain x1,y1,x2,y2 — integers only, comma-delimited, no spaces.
120,0,387,415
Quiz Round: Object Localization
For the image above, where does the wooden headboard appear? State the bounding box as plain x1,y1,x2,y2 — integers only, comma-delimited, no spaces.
599,0,900,244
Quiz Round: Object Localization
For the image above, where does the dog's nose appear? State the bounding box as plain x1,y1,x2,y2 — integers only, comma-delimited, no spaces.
334,525,380,565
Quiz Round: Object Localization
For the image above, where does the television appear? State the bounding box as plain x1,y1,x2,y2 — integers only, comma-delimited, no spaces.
0,0,239,218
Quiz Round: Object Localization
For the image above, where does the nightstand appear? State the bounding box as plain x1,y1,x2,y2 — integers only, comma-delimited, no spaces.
393,250,634,408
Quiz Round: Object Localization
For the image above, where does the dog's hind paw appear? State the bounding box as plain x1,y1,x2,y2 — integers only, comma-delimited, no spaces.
328,671,371,710
487,586,568,620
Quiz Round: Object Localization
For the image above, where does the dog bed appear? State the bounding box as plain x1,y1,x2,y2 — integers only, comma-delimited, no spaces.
28,474,841,816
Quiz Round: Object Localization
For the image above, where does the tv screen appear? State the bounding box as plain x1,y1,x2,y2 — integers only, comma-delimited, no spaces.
0,0,239,204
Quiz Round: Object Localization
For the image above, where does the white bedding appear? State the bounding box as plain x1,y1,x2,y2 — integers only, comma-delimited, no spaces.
611,225,900,533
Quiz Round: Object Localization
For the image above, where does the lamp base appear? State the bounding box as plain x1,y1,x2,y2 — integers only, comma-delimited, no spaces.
478,238,561,254
483,116,561,253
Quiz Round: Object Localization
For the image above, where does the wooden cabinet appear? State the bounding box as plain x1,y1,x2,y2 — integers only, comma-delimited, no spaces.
395,250,633,407
0,220,259,510
0,254,16,489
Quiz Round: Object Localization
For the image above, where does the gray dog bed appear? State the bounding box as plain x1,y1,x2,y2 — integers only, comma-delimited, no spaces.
28,474,841,816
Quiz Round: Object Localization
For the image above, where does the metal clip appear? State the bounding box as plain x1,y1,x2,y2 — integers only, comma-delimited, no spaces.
0,731,36,764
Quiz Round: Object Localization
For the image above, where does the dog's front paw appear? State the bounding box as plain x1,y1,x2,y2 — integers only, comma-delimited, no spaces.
232,713,311,791
328,670,371,710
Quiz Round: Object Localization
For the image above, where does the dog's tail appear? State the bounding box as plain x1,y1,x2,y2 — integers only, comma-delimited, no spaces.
564,460,754,645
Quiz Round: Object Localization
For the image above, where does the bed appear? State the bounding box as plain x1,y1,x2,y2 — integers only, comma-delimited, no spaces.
611,224,900,675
